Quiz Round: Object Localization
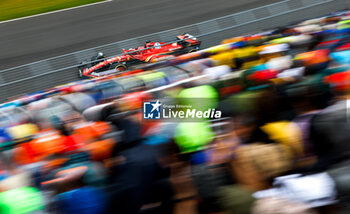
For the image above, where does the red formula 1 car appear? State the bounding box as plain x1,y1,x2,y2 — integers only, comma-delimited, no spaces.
78,34,201,78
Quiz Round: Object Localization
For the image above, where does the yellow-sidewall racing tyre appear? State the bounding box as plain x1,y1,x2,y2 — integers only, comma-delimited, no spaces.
112,63,127,72
188,49,198,53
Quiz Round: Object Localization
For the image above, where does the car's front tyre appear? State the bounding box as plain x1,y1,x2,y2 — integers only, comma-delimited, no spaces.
110,63,127,73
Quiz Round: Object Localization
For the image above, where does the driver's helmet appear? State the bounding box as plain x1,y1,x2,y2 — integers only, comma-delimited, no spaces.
97,52,104,58
154,42,161,49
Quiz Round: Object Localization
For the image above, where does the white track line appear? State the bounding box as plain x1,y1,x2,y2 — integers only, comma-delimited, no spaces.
0,0,113,24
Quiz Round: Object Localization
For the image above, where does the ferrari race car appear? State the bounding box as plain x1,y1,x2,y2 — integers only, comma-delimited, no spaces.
78,34,201,78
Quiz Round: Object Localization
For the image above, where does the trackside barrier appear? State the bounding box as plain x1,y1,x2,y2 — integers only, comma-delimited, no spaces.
0,0,347,102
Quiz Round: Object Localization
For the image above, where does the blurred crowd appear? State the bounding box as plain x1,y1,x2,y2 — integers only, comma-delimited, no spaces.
0,9,350,214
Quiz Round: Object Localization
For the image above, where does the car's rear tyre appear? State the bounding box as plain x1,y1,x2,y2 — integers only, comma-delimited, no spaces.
188,48,198,53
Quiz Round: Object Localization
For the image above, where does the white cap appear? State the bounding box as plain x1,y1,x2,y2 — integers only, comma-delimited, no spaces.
277,67,305,79
203,65,232,80
294,24,321,33
299,17,325,25
259,43,290,55
290,34,313,46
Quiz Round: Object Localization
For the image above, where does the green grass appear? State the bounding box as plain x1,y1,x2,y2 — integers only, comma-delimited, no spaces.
0,0,106,22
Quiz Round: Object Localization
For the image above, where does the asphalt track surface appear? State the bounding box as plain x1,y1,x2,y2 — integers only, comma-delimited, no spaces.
0,0,282,70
